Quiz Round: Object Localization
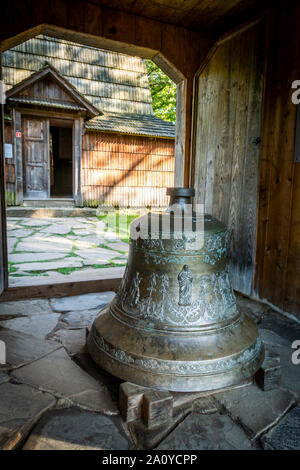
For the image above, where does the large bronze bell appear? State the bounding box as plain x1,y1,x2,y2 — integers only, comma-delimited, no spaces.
88,188,264,392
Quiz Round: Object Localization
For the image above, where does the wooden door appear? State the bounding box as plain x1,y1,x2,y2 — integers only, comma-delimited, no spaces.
22,117,49,198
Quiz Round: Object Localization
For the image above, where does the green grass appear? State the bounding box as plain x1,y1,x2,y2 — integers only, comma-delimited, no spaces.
55,229,77,238
56,267,81,275
98,211,139,243
91,261,126,269
66,246,80,258
8,265,18,274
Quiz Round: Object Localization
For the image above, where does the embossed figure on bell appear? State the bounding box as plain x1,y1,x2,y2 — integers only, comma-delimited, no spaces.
128,272,141,307
178,265,193,306
88,187,264,392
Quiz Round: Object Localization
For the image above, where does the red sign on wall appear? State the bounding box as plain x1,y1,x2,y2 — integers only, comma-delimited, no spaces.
16,132,21,138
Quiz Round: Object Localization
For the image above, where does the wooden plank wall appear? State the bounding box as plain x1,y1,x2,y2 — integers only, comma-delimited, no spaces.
82,131,174,208
255,1,300,317
193,21,265,295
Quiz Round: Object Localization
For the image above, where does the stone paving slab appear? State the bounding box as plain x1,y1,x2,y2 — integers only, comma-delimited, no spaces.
128,407,188,450
7,216,129,285
11,347,118,415
259,311,300,343
214,384,295,439
0,298,53,318
0,382,56,450
77,246,120,259
50,291,115,312
19,219,51,226
72,235,106,246
23,408,132,450
8,229,35,238
261,329,300,398
58,308,101,329
0,328,61,370
260,328,291,349
7,222,20,230
0,372,9,384
107,241,129,252
73,229,97,236
16,260,83,272
40,224,74,235
16,241,72,253
79,255,117,265
261,404,300,450
52,329,87,356
236,294,268,323
74,353,121,402
0,313,60,339
156,412,254,450
8,252,66,263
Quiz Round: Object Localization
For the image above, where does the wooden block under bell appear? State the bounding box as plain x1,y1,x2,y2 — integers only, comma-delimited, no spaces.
119,382,148,423
142,390,173,429
255,351,281,391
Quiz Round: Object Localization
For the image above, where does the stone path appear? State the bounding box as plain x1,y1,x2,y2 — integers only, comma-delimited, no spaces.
0,291,299,450
7,216,129,287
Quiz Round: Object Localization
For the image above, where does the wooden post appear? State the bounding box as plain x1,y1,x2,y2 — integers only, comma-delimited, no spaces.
73,117,83,206
175,77,194,188
0,52,8,293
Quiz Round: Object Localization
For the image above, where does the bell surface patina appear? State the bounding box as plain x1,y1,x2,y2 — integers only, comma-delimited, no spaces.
88,188,264,392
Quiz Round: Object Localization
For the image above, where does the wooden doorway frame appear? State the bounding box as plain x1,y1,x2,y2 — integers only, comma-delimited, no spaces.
0,20,201,298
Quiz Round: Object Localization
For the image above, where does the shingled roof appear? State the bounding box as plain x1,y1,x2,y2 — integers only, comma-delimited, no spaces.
2,35,175,138
86,112,175,138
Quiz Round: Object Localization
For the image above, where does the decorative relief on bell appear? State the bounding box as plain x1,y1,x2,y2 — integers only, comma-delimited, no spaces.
115,267,238,326
128,271,141,307
178,265,193,306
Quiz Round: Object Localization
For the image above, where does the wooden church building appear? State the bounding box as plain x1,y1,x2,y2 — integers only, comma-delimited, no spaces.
3,35,175,208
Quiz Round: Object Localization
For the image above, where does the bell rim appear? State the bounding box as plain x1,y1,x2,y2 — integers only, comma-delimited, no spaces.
87,307,264,392
87,324,264,392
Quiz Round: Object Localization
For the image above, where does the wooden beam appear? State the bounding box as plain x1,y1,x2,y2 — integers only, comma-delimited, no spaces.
0,276,123,301
1,1,215,80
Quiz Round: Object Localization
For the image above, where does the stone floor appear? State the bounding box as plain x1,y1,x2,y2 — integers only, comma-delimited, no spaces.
0,291,299,450
7,216,129,287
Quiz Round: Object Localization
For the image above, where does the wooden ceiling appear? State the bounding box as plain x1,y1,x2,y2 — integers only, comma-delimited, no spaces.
92,0,272,33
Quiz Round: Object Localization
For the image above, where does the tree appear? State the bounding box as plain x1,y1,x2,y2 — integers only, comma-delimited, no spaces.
145,60,176,123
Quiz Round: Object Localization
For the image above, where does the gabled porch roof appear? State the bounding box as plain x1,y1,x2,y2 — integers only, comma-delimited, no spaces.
5,64,100,118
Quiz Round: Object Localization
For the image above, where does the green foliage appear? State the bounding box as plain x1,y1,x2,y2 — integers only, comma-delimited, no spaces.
145,60,176,123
